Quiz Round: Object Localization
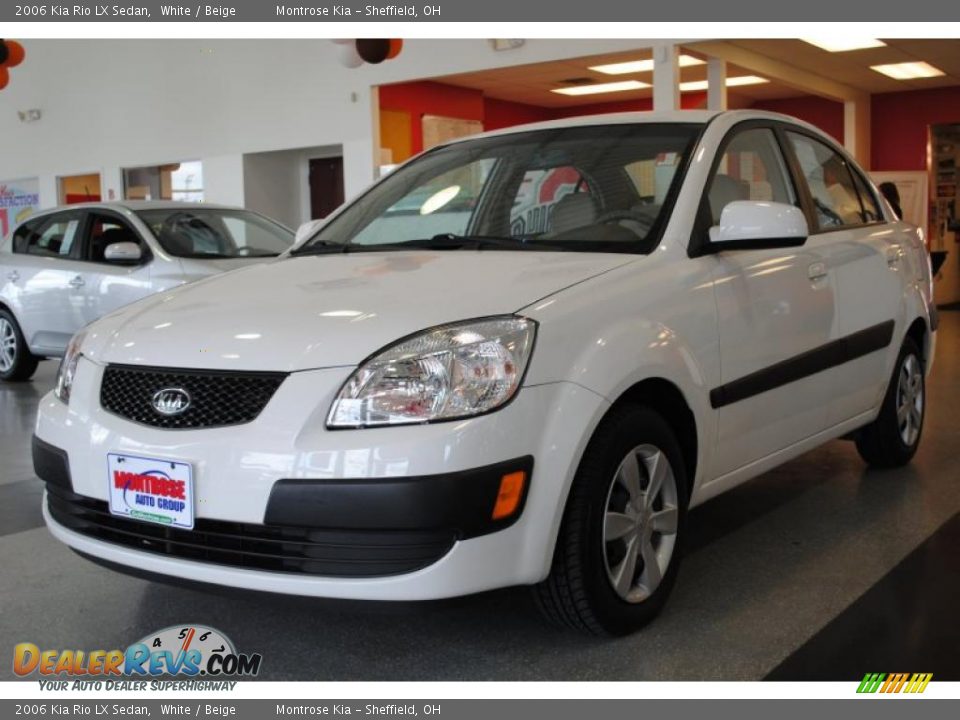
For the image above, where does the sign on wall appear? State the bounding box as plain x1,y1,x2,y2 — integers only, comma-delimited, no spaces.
0,177,40,239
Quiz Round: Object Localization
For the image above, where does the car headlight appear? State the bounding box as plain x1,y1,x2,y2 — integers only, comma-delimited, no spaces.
55,329,86,404
328,316,537,428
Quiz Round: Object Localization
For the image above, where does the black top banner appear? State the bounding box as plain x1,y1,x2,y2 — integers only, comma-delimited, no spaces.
3,0,960,21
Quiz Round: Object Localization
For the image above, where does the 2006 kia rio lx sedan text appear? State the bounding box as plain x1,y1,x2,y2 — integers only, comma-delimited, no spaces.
34,110,936,635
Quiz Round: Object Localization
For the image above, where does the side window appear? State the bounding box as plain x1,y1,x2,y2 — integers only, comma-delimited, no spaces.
17,214,82,259
12,218,45,254
787,132,864,229
85,214,145,263
851,170,883,223
708,128,796,225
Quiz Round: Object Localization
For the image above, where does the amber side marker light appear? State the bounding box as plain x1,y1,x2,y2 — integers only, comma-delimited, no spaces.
492,471,527,520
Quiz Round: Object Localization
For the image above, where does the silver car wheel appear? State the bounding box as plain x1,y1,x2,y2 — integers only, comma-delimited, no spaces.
896,353,924,447
0,318,17,373
602,444,679,603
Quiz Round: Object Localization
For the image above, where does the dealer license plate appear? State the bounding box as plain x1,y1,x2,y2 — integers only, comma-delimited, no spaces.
107,453,194,529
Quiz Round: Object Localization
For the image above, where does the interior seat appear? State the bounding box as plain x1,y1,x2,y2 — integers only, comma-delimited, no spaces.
548,193,598,235
92,227,139,262
709,174,750,224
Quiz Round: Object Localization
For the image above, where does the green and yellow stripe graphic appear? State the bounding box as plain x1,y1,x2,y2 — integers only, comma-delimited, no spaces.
857,672,933,694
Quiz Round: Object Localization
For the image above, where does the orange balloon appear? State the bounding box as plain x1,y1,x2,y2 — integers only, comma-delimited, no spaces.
386,39,403,60
0,67,9,90
5,41,25,68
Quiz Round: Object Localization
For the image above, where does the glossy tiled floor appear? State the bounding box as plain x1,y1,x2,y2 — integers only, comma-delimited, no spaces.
1,313,958,681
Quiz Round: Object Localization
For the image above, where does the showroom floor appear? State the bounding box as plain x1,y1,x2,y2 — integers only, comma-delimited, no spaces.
1,312,958,682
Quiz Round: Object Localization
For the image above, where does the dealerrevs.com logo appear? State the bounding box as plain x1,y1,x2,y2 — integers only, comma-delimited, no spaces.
857,673,933,694
13,625,262,682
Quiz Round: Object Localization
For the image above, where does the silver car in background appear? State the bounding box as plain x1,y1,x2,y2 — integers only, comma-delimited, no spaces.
0,201,294,381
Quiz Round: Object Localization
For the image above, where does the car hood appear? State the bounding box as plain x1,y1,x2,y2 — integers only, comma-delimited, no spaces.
83,251,633,372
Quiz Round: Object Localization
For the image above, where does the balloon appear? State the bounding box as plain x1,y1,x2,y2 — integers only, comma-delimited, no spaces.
0,67,9,91
356,39,391,65
4,41,25,68
386,39,403,60
336,42,363,69
0,41,9,66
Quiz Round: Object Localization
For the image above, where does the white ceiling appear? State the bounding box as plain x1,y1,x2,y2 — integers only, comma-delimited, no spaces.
427,39,960,109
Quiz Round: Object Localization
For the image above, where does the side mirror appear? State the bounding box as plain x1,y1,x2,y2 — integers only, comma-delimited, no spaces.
295,219,325,244
103,241,143,263
708,201,808,250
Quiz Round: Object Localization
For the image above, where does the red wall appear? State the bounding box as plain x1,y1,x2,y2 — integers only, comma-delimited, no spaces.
871,86,960,171
750,96,845,143
483,98,554,131
379,81,711,153
379,81,485,154
381,80,960,174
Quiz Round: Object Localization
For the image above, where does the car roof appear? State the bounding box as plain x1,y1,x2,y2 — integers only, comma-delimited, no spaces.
435,109,828,146
29,200,242,215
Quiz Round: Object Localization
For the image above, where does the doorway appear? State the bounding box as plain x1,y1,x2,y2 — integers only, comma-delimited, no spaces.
309,157,345,219
58,173,101,205
930,123,960,305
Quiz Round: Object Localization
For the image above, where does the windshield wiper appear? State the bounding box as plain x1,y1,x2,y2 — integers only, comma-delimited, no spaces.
403,233,565,251
292,234,565,256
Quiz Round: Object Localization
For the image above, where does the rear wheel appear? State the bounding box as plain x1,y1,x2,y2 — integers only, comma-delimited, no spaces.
855,336,924,468
0,309,40,382
535,405,688,635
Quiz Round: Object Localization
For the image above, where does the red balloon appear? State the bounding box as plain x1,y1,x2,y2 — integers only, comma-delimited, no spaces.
0,67,9,91
356,39,391,65
4,40,25,68
386,39,403,60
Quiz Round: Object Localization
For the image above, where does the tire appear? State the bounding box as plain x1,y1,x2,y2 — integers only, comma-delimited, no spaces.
535,404,689,636
0,308,40,382
855,336,925,468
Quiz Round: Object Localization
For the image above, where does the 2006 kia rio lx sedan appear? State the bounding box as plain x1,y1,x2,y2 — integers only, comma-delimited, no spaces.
34,110,936,635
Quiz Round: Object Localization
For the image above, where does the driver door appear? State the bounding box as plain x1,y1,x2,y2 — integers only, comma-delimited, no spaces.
705,125,842,477
76,211,154,326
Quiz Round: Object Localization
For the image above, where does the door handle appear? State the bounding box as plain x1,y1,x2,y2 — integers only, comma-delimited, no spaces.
6,270,19,282
886,246,904,267
68,275,85,288
807,262,828,281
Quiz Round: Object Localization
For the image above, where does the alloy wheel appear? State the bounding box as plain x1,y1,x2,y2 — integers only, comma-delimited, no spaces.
602,444,679,603
896,353,924,447
0,318,17,373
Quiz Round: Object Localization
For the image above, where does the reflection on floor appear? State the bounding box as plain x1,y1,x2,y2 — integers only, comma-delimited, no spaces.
1,311,959,681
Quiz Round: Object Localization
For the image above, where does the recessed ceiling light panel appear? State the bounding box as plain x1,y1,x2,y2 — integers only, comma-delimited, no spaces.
802,38,886,52
589,54,704,75
551,80,650,96
678,75,769,92
871,61,945,80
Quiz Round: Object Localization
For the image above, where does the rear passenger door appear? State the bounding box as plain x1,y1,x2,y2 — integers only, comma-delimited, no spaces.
7,210,88,354
784,130,905,426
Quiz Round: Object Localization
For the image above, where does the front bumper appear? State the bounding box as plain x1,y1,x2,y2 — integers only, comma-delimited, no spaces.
35,357,608,599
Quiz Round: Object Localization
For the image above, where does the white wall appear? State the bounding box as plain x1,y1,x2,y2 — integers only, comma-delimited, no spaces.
242,144,341,228
0,39,685,210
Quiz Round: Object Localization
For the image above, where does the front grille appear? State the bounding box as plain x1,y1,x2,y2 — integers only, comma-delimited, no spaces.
48,486,456,578
100,364,287,429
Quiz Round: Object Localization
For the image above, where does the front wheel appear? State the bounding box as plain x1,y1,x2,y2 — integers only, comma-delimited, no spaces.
855,336,925,468
535,405,688,635
0,309,40,382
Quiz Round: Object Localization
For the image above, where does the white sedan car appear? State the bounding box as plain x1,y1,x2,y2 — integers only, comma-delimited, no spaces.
0,201,294,381
33,111,936,635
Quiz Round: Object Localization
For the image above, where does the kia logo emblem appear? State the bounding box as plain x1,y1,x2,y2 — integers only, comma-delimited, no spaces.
152,388,191,416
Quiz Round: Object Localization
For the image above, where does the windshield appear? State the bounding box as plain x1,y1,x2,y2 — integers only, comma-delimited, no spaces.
296,123,701,255
136,207,294,259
